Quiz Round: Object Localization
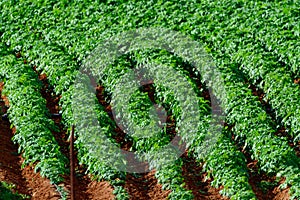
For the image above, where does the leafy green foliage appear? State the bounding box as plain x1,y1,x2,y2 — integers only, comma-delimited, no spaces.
0,181,30,200
72,74,129,199
0,55,68,194
1,0,300,199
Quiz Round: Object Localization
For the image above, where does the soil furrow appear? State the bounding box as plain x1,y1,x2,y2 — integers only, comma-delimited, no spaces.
182,152,229,200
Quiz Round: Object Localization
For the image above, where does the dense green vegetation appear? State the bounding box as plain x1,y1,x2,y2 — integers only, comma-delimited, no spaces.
0,181,30,200
0,0,299,199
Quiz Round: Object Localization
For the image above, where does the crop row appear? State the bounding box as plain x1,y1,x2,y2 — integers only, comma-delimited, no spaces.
32,44,193,199
0,54,68,198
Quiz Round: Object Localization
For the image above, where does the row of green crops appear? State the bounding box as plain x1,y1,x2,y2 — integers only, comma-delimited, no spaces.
0,54,68,198
1,0,300,199
72,73,130,199
112,76,194,198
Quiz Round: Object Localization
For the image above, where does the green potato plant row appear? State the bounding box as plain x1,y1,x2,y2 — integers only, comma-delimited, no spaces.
0,54,68,199
120,89,195,200
72,74,130,200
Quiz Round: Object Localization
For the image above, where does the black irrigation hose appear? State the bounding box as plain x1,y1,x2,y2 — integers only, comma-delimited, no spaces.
1,113,8,121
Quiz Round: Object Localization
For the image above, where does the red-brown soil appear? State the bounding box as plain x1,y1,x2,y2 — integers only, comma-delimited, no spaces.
246,157,290,200
124,170,170,200
182,153,229,200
